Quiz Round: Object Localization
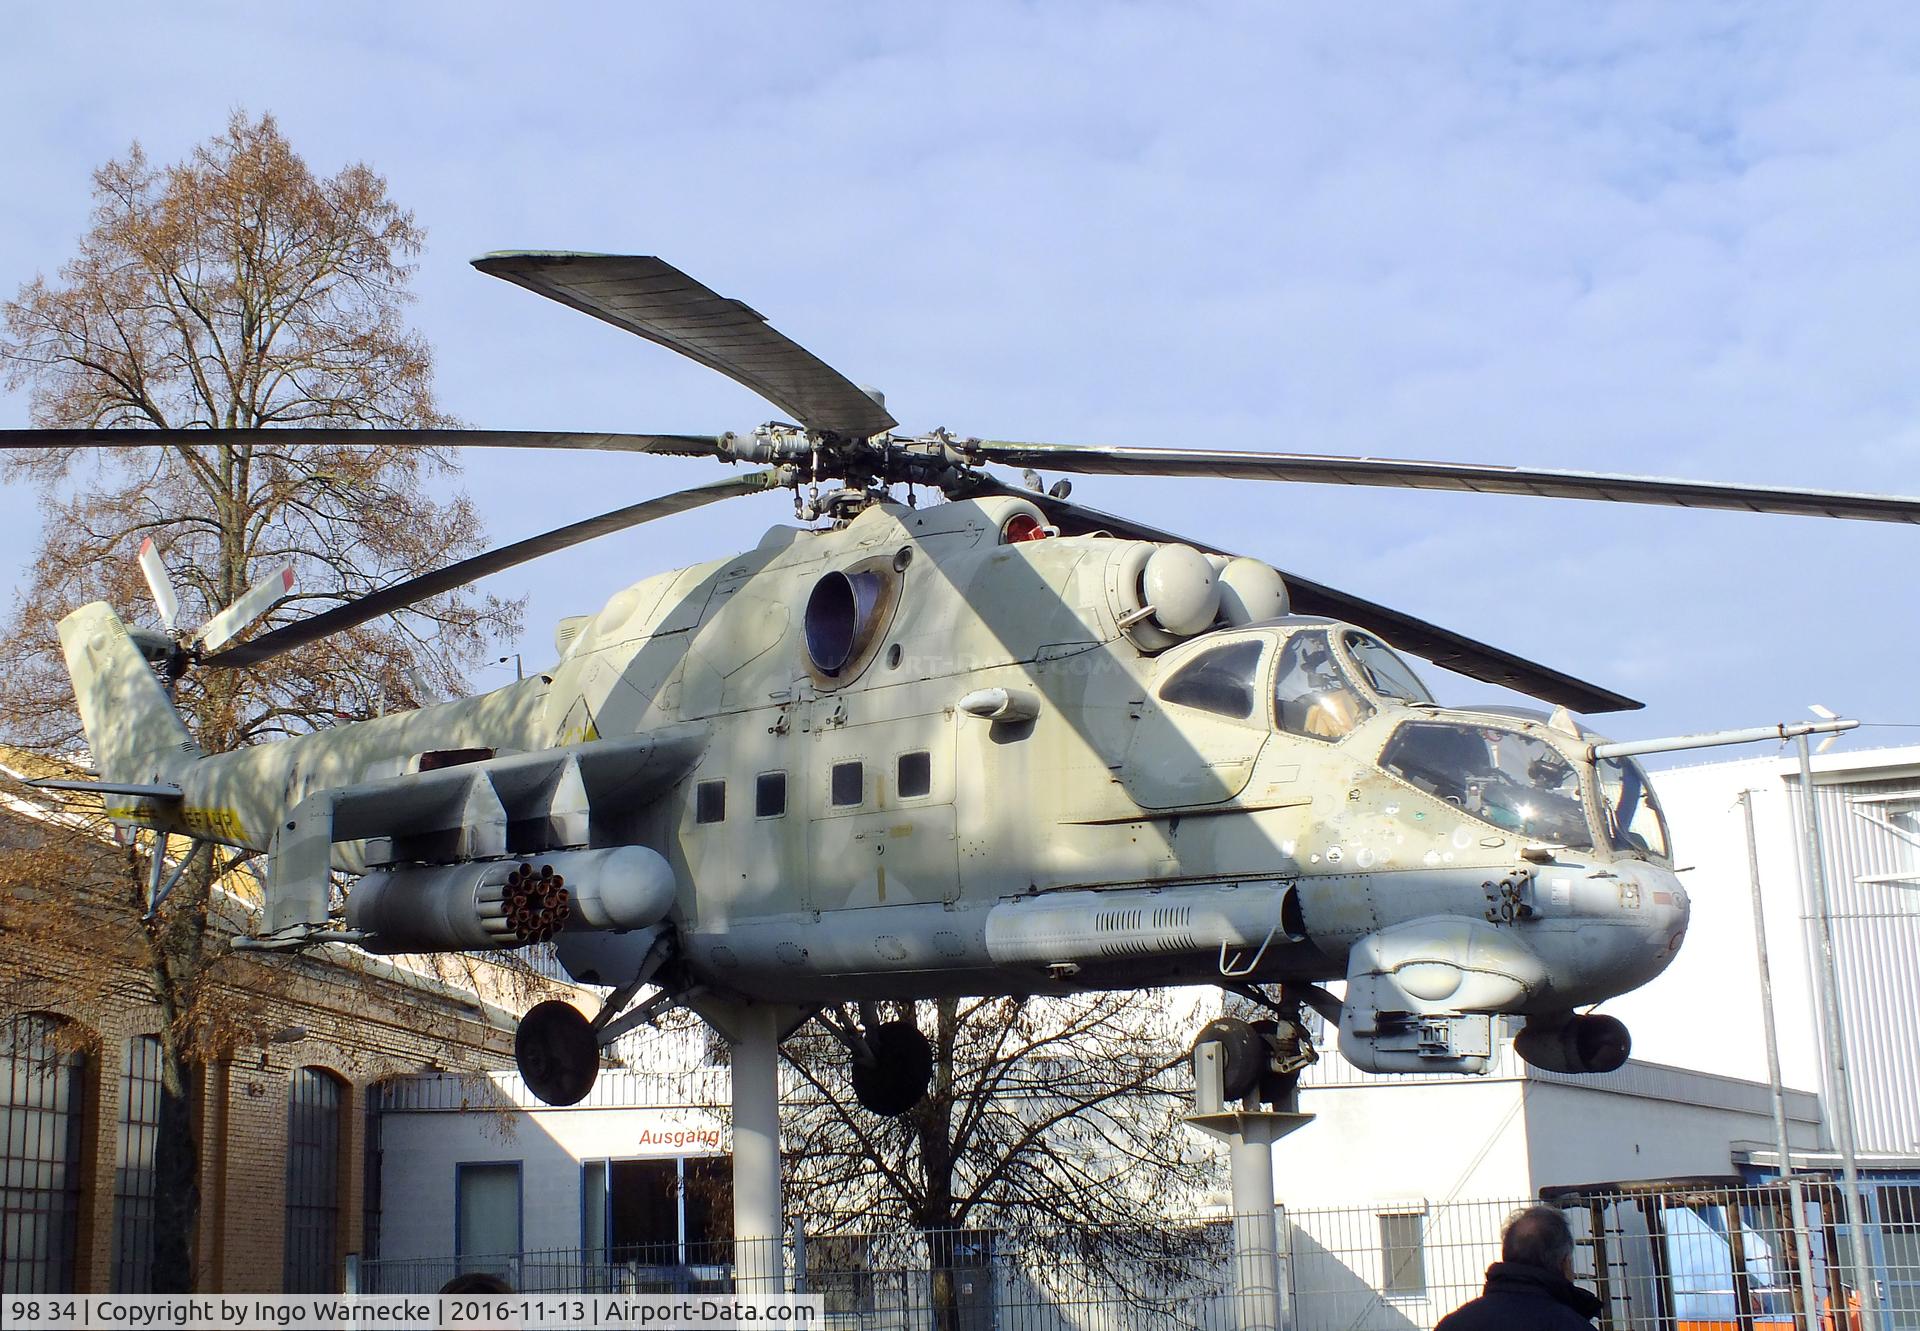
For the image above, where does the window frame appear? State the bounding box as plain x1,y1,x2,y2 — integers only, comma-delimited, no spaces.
0,1012,89,1294
283,1066,347,1293
454,1160,523,1275
1378,1207,1427,1298
582,1154,736,1274
1273,629,1374,744
694,779,727,825
754,771,787,819
112,1034,164,1292
896,750,933,800
1157,637,1270,724
830,760,865,809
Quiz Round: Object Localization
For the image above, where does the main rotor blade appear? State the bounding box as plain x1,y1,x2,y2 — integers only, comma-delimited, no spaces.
0,428,729,457
972,478,1641,714
474,253,898,441
970,441,1920,525
202,470,784,670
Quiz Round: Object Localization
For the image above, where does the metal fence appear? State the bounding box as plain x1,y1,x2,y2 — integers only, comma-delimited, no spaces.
358,1178,1920,1330
362,1227,1244,1330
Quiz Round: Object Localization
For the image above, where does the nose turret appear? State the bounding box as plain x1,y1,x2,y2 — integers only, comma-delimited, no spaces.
1522,857,1690,1012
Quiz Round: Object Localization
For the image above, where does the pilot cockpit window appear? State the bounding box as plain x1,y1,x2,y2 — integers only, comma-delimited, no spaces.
1159,640,1265,720
1380,722,1592,847
1342,631,1435,706
1597,757,1671,859
1274,631,1374,741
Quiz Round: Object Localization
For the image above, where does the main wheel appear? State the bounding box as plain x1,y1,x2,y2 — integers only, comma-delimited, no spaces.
516,1000,600,1106
1194,1017,1262,1101
850,1019,933,1116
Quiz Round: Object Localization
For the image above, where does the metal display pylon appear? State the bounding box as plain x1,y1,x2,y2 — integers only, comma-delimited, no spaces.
1186,1040,1314,1331
709,1001,789,1295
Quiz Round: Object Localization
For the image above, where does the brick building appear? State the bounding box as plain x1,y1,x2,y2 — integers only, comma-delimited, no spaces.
0,761,556,1294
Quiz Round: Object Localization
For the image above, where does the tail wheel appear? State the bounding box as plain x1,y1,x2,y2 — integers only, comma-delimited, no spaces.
516,1000,600,1106
850,1019,933,1116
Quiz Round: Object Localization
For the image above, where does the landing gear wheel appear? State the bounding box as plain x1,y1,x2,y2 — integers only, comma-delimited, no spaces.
1195,1017,1261,1101
850,1019,933,1116
516,1000,600,1106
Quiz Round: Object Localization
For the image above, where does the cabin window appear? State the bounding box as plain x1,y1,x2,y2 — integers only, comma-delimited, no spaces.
755,772,787,819
1341,631,1434,705
897,751,932,799
1274,630,1373,742
831,761,864,807
695,780,726,825
1160,639,1265,720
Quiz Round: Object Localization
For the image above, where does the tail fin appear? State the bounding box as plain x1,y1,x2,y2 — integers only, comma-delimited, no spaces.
57,602,202,782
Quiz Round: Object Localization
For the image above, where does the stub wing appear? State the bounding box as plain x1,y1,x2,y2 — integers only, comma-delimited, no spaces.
258,727,708,940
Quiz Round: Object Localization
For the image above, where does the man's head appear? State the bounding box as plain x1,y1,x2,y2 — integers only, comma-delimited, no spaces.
1502,1205,1575,1277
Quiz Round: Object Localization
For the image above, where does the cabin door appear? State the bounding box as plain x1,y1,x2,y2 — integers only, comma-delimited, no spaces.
801,701,960,912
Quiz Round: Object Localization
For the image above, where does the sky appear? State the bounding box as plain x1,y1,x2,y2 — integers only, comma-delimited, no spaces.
3,2,1918,759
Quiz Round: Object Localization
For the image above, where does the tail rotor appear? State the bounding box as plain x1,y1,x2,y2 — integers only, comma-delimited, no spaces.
135,538,295,684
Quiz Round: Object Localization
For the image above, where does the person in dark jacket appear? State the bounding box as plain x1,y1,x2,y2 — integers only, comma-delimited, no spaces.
1436,1205,1604,1330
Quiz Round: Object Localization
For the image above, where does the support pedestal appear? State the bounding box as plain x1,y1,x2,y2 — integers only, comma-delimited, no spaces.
1186,1109,1314,1331
721,1003,786,1295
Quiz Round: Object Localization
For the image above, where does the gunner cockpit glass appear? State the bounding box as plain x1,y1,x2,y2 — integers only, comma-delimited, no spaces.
1342,631,1435,706
1159,639,1266,720
1274,631,1374,742
1380,721,1593,847
1598,757,1671,860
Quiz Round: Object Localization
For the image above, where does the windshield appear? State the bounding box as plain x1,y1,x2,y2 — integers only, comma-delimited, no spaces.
1380,721,1592,847
1342,631,1435,705
1597,757,1671,859
1274,631,1374,742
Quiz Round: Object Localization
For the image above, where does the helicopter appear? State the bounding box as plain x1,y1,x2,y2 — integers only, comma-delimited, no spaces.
13,252,1919,1113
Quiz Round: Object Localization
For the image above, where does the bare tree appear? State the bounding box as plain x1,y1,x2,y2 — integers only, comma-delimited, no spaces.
782,992,1222,1329
0,111,522,1292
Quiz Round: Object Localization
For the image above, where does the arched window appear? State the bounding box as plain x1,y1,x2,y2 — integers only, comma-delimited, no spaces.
0,1012,89,1293
112,1035,163,1292
283,1068,346,1292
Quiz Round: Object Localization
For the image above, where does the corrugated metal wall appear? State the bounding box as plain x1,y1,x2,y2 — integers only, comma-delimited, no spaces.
1789,771,1920,1156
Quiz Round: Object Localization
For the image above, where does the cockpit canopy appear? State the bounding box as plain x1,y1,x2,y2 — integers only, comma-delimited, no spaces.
1152,622,1672,861
1157,624,1434,738
1380,721,1592,846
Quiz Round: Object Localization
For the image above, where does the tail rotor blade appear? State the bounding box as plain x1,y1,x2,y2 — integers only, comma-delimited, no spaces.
193,564,296,655
136,538,180,633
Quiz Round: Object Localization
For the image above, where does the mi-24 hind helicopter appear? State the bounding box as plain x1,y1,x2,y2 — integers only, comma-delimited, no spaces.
12,253,1916,1113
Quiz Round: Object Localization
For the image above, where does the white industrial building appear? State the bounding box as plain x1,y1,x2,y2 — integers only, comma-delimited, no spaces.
360,744,1920,1326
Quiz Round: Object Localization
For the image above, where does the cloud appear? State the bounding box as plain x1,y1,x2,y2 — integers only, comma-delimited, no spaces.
3,2,1917,742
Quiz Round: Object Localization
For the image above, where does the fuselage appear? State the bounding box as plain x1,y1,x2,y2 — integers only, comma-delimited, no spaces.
134,493,1688,1019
